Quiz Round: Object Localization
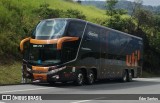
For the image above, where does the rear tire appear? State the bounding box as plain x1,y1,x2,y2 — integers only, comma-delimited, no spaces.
86,70,94,85
121,70,127,82
127,71,132,82
74,70,84,86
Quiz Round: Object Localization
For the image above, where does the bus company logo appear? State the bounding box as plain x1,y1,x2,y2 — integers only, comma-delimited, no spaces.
88,31,98,38
126,50,140,66
2,95,11,100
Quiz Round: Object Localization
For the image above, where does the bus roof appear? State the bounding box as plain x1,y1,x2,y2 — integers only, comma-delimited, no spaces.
43,18,143,40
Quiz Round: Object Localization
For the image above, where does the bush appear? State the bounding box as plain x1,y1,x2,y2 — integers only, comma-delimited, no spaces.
63,9,86,20
105,14,123,30
33,3,62,19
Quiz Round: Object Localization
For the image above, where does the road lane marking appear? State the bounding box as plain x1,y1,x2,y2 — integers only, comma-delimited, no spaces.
137,78,160,81
71,97,106,103
0,102,6,103
0,87,55,93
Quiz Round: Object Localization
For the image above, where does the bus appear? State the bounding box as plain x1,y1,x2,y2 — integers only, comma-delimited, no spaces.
20,18,143,85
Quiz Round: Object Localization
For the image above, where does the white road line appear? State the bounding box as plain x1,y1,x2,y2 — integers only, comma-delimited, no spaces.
137,78,160,81
0,87,54,93
71,97,106,103
0,102,6,103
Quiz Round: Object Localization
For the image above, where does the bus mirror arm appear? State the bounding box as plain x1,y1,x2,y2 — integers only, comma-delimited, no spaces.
20,37,31,53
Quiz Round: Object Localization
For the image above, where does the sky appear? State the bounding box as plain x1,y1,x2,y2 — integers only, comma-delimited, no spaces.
80,0,160,6
127,0,160,6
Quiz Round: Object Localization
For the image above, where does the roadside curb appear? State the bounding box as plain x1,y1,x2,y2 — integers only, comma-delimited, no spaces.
0,83,31,86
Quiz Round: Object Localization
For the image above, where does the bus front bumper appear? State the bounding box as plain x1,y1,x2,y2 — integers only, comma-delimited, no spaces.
30,66,75,83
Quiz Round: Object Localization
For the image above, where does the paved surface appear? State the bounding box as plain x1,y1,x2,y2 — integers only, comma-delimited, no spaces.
0,78,160,103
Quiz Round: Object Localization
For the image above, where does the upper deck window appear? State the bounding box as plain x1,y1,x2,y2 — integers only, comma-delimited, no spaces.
66,21,86,37
33,19,67,39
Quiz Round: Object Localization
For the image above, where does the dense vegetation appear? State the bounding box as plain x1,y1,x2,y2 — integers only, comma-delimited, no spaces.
0,0,106,63
105,0,160,74
0,0,160,76
81,0,160,14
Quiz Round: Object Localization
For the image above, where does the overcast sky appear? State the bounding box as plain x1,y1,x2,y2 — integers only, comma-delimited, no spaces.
80,0,160,6
127,0,160,6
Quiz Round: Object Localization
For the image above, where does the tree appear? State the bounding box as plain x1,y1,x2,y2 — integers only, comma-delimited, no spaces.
106,0,118,16
105,0,127,30
130,0,143,17
63,9,86,20
33,3,61,19
77,0,81,4
134,9,153,29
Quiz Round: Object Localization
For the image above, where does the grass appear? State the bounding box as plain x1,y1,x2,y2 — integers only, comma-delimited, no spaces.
0,61,159,85
0,62,21,85
17,0,107,21
0,0,107,85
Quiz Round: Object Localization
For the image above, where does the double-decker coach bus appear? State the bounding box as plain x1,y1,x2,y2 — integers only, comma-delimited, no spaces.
20,18,143,85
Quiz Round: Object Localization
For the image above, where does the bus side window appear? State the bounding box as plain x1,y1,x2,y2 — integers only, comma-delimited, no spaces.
66,21,85,37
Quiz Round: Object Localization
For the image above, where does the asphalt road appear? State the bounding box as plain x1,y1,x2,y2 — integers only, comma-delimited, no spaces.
0,78,160,103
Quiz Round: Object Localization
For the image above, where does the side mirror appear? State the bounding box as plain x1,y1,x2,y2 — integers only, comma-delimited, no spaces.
20,37,31,53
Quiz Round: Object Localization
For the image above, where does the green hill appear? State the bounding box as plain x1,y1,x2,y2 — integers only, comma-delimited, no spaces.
0,0,159,85
0,0,109,84
0,0,108,63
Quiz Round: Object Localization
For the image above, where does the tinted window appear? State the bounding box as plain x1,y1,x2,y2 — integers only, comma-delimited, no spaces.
66,21,86,37
83,24,100,52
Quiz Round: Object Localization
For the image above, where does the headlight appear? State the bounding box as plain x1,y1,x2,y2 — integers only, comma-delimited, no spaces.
27,67,31,72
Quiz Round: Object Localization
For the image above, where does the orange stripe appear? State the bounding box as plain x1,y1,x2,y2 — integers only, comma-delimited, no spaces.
138,50,140,60
129,55,132,66
135,51,137,66
132,53,135,66
20,37,31,52
57,37,79,50
126,55,129,66
33,74,47,80
30,39,58,44
32,66,49,81
32,66,49,72
30,36,79,50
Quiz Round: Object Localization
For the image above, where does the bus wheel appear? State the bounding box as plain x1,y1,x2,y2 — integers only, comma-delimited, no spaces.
86,70,94,85
74,71,84,86
121,70,127,82
127,71,132,82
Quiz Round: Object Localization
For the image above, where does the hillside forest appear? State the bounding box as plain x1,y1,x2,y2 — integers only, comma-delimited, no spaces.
0,0,160,75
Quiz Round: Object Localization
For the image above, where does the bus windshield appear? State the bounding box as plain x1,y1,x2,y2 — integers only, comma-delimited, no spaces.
33,19,67,39
28,44,61,66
